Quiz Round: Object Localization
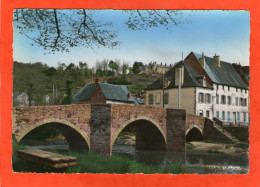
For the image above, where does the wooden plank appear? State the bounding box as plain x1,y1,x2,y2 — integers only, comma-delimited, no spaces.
17,150,77,169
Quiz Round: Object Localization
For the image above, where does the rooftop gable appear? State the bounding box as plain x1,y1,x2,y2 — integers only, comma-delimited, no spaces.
192,52,248,89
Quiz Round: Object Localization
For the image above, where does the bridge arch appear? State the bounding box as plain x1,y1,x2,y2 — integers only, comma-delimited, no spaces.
186,126,203,142
112,116,166,149
16,118,90,150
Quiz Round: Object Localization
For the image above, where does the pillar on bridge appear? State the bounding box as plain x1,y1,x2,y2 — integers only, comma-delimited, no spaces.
166,109,186,151
90,104,112,157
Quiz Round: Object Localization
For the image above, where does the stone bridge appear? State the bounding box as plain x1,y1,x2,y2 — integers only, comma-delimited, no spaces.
12,104,222,156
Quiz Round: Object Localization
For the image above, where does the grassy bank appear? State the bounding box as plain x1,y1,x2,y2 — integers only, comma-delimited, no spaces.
12,138,183,174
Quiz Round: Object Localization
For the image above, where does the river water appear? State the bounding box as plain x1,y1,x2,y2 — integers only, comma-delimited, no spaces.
20,140,249,174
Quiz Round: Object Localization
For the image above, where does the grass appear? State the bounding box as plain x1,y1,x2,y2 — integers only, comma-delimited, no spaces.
12,137,184,174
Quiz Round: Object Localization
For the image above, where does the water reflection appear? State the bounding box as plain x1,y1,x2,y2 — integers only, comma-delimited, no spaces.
113,144,249,174
20,140,249,174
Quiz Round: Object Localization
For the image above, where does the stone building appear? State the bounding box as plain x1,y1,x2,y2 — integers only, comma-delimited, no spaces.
72,79,144,105
13,92,29,107
145,52,249,126
140,62,172,75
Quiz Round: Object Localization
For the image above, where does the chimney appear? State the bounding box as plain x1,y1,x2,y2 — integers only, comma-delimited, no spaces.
95,78,99,86
213,53,221,67
76,87,81,92
199,58,205,68
127,92,131,99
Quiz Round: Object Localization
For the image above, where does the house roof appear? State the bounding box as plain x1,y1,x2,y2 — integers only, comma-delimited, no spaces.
99,83,133,103
145,61,212,91
72,82,143,104
72,84,95,102
192,52,248,89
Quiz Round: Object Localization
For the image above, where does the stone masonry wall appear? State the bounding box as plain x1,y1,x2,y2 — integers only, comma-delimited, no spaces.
185,114,205,135
166,109,186,151
223,127,249,142
90,104,112,157
110,104,167,145
12,104,91,142
203,118,232,142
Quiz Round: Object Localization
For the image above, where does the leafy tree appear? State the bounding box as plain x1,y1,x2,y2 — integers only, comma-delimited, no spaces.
13,9,189,53
108,60,119,75
61,80,72,104
132,61,144,74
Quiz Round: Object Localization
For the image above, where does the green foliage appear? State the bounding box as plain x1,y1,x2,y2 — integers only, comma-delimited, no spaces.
96,69,115,77
108,60,118,72
126,84,147,94
107,77,131,85
132,61,144,74
13,61,94,106
61,80,72,104
43,67,57,77
22,124,61,140
12,148,183,174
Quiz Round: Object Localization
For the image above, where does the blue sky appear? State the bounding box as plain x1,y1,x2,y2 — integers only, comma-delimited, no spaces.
13,10,250,67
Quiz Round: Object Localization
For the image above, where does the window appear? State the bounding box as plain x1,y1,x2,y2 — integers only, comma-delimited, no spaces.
222,85,224,90
217,84,219,89
228,112,231,120
149,94,153,105
240,98,243,106
237,112,240,121
198,93,204,103
244,98,247,106
206,111,210,118
228,86,230,91
216,94,219,104
236,88,238,92
221,95,226,104
205,94,211,103
199,110,203,116
236,97,238,106
228,96,231,105
216,111,219,119
241,89,243,93
222,111,225,120
163,93,169,104
98,92,102,101
155,93,161,104
243,112,247,122
245,90,247,94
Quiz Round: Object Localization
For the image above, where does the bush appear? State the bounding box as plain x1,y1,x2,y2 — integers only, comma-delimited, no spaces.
107,77,131,85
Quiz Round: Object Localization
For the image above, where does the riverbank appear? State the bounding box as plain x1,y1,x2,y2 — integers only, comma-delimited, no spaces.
116,135,249,155
186,141,249,155
13,137,183,174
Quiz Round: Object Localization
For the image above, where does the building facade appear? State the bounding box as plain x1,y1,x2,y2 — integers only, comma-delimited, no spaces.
145,52,249,126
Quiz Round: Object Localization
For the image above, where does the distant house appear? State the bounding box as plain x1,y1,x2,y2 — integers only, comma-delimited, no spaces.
72,79,144,105
13,92,29,107
145,52,249,126
140,62,172,75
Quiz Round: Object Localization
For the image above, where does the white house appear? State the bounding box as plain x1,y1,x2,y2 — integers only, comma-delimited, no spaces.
145,52,249,126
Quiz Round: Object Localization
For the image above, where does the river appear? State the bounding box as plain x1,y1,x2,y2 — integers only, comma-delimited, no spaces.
20,140,249,174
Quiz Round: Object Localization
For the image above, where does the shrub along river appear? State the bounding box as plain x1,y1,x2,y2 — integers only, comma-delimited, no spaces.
20,139,249,174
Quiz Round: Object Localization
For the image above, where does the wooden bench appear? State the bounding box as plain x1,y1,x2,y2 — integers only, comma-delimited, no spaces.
17,150,77,169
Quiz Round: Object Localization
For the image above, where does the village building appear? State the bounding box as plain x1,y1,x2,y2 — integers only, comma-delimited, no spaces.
72,79,144,105
140,62,172,75
145,52,249,126
13,92,29,107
